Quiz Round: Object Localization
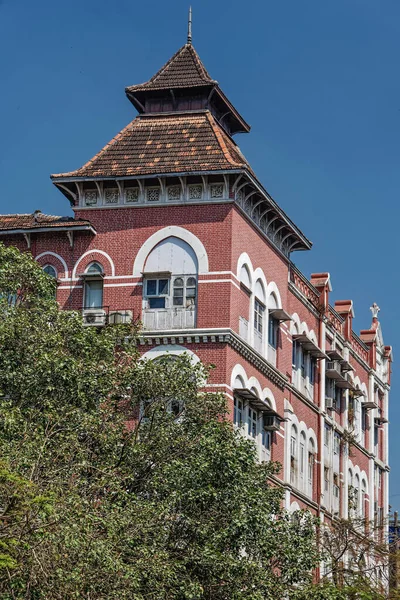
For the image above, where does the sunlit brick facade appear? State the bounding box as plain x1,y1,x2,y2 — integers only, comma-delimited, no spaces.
0,37,392,550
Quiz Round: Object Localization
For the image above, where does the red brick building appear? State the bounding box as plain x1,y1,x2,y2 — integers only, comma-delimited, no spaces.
0,32,391,545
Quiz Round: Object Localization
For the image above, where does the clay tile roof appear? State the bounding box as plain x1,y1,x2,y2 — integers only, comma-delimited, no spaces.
126,44,216,93
0,213,93,232
51,111,252,179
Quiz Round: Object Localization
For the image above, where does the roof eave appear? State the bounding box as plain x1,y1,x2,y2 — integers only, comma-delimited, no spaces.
50,167,246,183
244,170,312,251
213,87,251,133
0,225,97,236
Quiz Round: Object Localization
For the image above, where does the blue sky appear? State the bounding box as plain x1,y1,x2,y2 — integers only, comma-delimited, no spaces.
1,0,399,502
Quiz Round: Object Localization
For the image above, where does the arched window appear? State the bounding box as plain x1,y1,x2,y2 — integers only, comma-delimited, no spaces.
299,431,306,489
239,265,251,342
240,265,251,290
267,293,279,366
290,425,298,486
361,479,367,519
247,388,259,440
354,474,360,515
84,262,104,308
143,237,198,330
253,280,266,354
43,264,57,298
308,439,315,497
43,264,57,278
233,375,245,427
261,399,272,463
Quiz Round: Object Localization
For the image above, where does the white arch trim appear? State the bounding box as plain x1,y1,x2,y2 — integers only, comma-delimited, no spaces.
290,501,301,513
253,267,268,298
141,345,200,363
35,251,68,279
236,252,254,284
290,312,318,343
133,227,209,276
230,365,277,410
72,249,115,278
230,364,249,389
266,281,283,309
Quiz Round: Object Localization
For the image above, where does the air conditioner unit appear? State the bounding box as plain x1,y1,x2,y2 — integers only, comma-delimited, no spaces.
82,309,106,326
108,310,132,324
325,397,334,409
263,414,280,431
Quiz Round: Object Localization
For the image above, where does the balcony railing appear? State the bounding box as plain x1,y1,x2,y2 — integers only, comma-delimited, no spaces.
81,306,133,326
142,307,195,330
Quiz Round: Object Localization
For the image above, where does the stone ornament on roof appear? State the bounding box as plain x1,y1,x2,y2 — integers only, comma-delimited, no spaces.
370,303,380,320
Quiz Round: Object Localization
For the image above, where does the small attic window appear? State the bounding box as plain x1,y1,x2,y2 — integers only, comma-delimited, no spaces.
147,187,161,202
125,188,139,203
84,190,98,206
105,189,119,204
188,185,202,200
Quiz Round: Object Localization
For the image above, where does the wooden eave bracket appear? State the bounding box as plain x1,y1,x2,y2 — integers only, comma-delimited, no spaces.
23,232,31,249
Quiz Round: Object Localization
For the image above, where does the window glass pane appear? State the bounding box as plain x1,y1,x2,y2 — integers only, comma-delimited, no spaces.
173,295,184,306
87,262,103,274
174,277,184,287
149,297,165,309
85,280,103,308
43,265,57,278
147,280,157,295
158,279,169,295
186,287,196,298
187,277,196,287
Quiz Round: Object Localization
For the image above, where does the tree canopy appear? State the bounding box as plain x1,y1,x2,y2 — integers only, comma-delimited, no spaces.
0,244,390,599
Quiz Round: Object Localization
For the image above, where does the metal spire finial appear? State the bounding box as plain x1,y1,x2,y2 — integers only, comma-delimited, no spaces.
187,6,192,44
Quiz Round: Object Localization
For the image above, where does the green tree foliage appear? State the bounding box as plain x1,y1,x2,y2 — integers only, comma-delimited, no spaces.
0,244,388,599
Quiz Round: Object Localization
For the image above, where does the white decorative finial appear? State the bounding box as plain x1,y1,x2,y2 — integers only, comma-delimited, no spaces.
370,303,380,319
187,6,192,44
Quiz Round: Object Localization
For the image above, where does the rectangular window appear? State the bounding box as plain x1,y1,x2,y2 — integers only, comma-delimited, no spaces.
247,407,257,439
301,349,306,378
324,424,331,448
300,441,305,474
334,433,340,455
254,300,264,334
292,340,298,367
268,316,278,348
308,452,314,484
324,467,329,493
290,435,296,458
84,279,103,308
233,397,244,427
262,429,271,454
309,357,316,385
146,278,169,309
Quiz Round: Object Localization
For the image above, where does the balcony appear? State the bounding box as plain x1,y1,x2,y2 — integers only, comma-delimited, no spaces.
142,306,196,330
82,306,133,326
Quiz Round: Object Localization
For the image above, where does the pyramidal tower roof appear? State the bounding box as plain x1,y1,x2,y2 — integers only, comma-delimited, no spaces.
126,43,217,93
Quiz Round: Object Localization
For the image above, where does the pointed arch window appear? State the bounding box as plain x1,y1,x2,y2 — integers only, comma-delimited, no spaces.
142,237,198,330
43,264,57,278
